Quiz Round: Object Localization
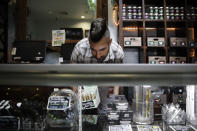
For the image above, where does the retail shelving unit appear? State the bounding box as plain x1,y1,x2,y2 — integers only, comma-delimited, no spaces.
119,0,197,63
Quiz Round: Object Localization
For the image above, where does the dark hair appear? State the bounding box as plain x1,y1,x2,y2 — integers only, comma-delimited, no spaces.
89,18,109,43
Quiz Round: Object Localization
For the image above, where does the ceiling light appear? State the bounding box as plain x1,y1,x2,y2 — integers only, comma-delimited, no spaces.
81,16,85,19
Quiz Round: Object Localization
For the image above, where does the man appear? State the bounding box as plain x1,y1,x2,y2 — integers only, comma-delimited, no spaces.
71,18,124,64
70,18,124,102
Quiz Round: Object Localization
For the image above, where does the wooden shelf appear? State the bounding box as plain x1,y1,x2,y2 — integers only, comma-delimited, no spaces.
169,46,188,48
145,19,164,22
147,46,166,48
119,0,197,63
167,20,186,22
123,19,143,22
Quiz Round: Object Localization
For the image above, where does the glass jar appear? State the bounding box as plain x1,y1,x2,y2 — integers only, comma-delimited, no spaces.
154,7,158,13
127,5,132,13
122,4,126,12
154,13,159,20
180,7,184,13
138,6,142,13
133,13,137,19
149,7,154,13
138,13,142,19
170,7,174,13
159,14,163,20
175,14,180,20
133,6,137,13
170,13,175,20
149,13,154,19
145,13,149,19
166,13,170,20
180,13,184,20
133,99,154,124
122,12,126,17
127,12,132,19
166,7,169,12
159,7,163,13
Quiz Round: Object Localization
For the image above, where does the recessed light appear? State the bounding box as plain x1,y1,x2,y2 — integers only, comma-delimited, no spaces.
81,16,85,19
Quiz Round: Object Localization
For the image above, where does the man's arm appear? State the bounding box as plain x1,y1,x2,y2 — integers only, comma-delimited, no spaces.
70,45,80,63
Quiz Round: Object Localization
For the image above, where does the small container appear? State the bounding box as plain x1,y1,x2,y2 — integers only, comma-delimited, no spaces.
170,13,175,20
154,13,158,19
123,4,126,9
154,7,158,13
149,13,154,19
175,14,180,20
166,13,170,19
180,14,184,20
127,5,132,13
170,7,174,13
133,13,137,19
166,7,169,13
138,6,142,13
155,15,159,20
123,4,126,8
167,15,170,20
122,12,126,17
175,7,179,13
149,7,154,13
127,12,132,19
159,14,163,20
138,13,142,19
145,13,149,19
133,6,137,13
159,7,163,13
180,7,184,13
149,15,154,20
187,13,191,20
122,9,126,13
133,99,154,124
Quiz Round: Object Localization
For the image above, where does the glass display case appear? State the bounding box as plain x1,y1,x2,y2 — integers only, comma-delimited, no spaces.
0,64,197,131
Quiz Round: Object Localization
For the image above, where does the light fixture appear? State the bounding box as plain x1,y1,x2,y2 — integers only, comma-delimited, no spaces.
81,16,85,19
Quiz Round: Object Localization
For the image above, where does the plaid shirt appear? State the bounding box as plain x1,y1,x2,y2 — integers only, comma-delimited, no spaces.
71,38,124,63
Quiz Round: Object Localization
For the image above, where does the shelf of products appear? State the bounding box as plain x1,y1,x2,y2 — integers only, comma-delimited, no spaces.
119,0,197,63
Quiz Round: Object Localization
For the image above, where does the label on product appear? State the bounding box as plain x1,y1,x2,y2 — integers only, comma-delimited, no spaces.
59,57,63,63
11,48,16,55
47,96,71,110
82,100,94,109
109,124,132,131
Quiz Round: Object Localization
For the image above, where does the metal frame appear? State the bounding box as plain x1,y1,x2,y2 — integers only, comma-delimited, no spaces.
0,64,197,86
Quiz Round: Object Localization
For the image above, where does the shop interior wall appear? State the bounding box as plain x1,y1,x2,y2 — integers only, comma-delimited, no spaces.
27,18,91,41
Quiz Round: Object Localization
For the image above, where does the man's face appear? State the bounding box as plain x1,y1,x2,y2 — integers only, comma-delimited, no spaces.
90,36,112,62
